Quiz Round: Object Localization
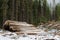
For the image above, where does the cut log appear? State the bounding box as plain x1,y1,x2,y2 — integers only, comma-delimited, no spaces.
3,20,35,32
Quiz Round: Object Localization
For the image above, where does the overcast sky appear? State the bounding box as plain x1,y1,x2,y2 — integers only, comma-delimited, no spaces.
47,0,60,5
47,0,60,10
47,0,60,8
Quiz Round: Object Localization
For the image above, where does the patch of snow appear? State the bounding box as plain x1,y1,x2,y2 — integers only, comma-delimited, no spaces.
0,28,60,40
0,35,14,40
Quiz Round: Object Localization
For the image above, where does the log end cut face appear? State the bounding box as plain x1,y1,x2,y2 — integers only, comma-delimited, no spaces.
3,20,21,32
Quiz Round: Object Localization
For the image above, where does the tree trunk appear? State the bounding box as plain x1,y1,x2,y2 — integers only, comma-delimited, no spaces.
2,0,8,23
15,0,19,21
11,0,15,20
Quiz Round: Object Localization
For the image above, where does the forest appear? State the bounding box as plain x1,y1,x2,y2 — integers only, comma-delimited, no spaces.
0,0,60,27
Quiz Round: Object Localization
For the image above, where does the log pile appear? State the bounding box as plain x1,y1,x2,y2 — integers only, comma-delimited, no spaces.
3,20,35,32
3,20,60,35
38,21,60,30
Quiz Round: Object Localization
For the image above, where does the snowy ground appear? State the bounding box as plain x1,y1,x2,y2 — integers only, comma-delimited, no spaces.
0,28,60,40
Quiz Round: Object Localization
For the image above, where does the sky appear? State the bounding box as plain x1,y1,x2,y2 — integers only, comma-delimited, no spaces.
47,0,60,12
47,0,60,5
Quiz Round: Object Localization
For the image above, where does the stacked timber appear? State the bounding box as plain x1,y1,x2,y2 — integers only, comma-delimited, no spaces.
3,20,34,32
38,21,60,30
3,20,41,35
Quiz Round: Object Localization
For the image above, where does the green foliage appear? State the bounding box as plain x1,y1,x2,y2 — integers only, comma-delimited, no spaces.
40,16,47,23
46,5,50,21
32,0,50,26
56,4,60,21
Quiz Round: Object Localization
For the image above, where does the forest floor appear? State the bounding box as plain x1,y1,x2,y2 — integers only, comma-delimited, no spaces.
0,27,60,40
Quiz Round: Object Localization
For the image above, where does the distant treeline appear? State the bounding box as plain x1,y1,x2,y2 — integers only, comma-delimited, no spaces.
0,0,60,27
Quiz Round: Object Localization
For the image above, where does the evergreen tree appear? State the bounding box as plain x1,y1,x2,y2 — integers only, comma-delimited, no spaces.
15,0,19,21
56,4,60,21
2,0,8,23
32,0,39,26
9,0,15,20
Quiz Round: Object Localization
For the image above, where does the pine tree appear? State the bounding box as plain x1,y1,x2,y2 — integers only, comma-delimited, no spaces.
9,0,15,20
15,0,19,21
28,0,33,24
53,0,56,21
56,4,60,21
43,0,46,17
2,0,8,23
33,0,39,26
